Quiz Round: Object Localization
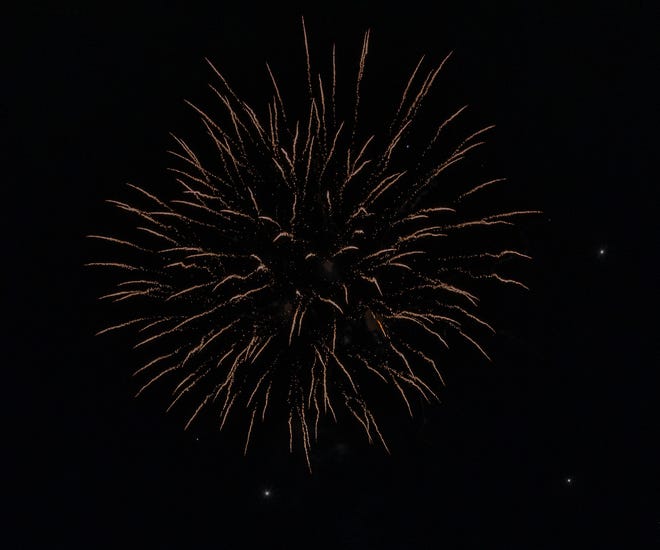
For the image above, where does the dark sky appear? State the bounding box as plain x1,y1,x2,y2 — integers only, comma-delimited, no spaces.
6,2,657,548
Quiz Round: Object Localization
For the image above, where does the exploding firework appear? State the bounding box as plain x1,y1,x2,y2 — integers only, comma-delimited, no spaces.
89,19,537,470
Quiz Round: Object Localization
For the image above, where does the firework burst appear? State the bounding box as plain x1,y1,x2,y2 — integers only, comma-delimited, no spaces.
89,19,538,471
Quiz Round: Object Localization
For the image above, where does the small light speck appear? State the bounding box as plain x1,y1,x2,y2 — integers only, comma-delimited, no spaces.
598,247,606,256
565,477,573,485
263,489,271,498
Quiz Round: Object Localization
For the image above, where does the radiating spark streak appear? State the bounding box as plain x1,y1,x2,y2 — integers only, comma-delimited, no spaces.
408,279,479,306
95,317,150,336
99,289,153,301
273,231,294,242
118,279,163,288
313,347,331,416
166,282,213,301
307,361,317,409
387,250,425,262
395,58,445,133
246,369,270,408
138,317,176,333
136,226,178,244
389,342,440,400
218,208,253,221
457,177,507,201
352,135,374,170
170,199,227,218
318,121,344,183
364,248,396,260
317,74,327,144
389,313,449,348
397,231,447,244
385,114,411,158
441,303,495,333
348,206,370,221
171,174,226,204
346,401,372,443
289,301,301,345
448,220,513,231
364,170,407,205
317,296,344,314
333,245,359,256
489,250,532,260
172,366,202,397
266,63,287,123
486,273,529,289
159,246,204,254
250,336,273,364
134,304,223,348
259,215,281,228
150,210,219,230
244,409,257,455
261,382,271,421
399,224,445,237
297,306,307,336
136,364,179,397
385,362,433,403
133,351,178,377
438,250,531,263
357,355,388,383
393,55,425,124
388,262,413,271
312,391,321,440
301,16,313,98
401,342,445,386
329,349,357,392
418,207,456,215
86,262,139,271
367,410,390,453
218,393,238,430
192,320,240,357
341,134,375,191
126,183,173,209
299,405,312,472
375,317,388,339
105,200,164,227
289,188,298,227
394,207,455,226
228,283,271,304
350,28,370,146
486,210,543,220
389,373,413,416
168,366,211,412
458,329,492,361
242,333,258,362
184,393,212,430
86,235,152,252
424,103,468,155
389,342,414,376
212,271,259,292
164,261,207,271
167,165,223,195
361,275,383,296
453,125,495,155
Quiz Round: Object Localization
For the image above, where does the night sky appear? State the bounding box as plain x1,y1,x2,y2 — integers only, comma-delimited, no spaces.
6,2,657,548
